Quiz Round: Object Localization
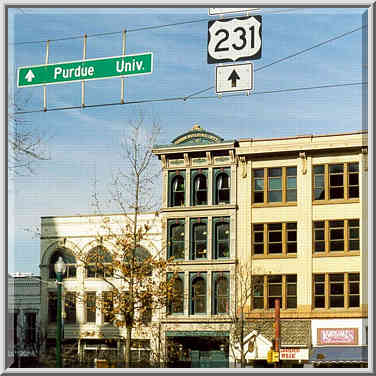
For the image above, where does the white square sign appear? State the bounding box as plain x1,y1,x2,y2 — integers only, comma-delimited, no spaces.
215,63,253,94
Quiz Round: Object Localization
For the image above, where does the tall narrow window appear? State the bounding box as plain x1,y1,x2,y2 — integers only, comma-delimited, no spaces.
268,275,282,308
103,291,114,323
268,223,282,254
214,219,230,258
329,164,344,199
268,168,282,202
191,170,208,206
213,273,229,314
313,221,325,253
141,294,152,324
286,275,297,308
191,219,207,259
329,220,344,252
170,274,184,314
168,220,185,260
86,292,96,323
253,169,264,203
253,224,264,255
252,276,264,309
215,169,230,204
348,273,360,307
191,274,206,314
170,172,185,207
286,223,297,254
314,274,325,308
348,219,360,251
313,165,325,200
286,167,297,202
329,274,344,308
64,292,76,323
348,163,359,198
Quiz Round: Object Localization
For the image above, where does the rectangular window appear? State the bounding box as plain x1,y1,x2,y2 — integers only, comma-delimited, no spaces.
64,292,76,323
48,292,57,323
168,219,185,260
214,168,231,204
86,292,96,323
252,166,297,205
213,272,229,314
313,162,359,202
252,222,297,257
213,218,230,258
313,219,360,255
141,294,152,324
103,291,114,323
25,312,36,344
190,218,208,259
252,275,297,310
313,273,360,309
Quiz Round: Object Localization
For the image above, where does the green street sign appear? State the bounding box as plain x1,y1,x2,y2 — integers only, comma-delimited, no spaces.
17,52,153,88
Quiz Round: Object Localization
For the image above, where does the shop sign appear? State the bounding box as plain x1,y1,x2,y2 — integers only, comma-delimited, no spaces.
317,328,358,345
280,348,309,360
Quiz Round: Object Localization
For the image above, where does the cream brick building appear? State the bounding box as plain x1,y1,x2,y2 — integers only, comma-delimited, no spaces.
152,126,368,368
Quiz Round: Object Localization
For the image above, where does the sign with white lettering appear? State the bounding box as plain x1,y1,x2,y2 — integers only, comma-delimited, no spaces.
280,348,309,360
317,328,358,345
17,52,153,87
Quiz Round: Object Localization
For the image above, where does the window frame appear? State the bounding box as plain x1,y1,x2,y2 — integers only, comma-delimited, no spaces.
168,272,184,315
312,272,360,309
213,167,231,205
49,249,77,279
86,246,113,279
313,219,360,256
64,291,76,324
312,162,360,203
252,166,297,206
252,222,297,258
25,312,37,344
190,272,207,315
190,218,208,260
212,272,230,315
213,217,230,259
191,169,208,206
251,274,297,311
86,291,97,323
168,170,186,207
167,219,185,260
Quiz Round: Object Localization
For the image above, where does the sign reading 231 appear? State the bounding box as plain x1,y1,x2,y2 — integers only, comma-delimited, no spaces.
207,16,262,64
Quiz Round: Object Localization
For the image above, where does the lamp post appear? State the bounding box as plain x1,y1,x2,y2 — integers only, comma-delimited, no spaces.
54,257,66,368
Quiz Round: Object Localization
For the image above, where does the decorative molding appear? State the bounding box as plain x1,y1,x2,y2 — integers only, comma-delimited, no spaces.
239,156,247,178
206,151,212,165
362,147,368,171
161,155,167,169
299,152,307,175
183,153,190,167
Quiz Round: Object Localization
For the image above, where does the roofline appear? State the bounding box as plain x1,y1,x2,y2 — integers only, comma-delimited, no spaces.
41,211,159,220
238,130,367,143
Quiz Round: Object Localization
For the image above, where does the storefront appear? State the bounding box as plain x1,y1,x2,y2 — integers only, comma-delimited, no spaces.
310,319,368,368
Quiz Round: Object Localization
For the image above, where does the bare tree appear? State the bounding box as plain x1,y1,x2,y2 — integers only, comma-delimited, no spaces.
77,112,178,367
8,90,49,175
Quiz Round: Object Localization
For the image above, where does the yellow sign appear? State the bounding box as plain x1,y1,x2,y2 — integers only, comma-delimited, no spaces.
272,351,280,362
267,349,273,363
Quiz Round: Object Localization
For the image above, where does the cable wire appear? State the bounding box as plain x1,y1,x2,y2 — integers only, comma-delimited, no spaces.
14,81,367,115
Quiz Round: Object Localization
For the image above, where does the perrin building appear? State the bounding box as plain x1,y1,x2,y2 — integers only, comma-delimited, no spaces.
152,125,368,368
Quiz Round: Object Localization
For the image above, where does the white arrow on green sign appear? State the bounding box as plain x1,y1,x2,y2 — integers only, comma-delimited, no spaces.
17,52,153,88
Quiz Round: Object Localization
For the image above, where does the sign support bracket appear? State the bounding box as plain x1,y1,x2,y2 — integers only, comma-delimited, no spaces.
120,29,126,104
43,40,50,112
81,34,87,108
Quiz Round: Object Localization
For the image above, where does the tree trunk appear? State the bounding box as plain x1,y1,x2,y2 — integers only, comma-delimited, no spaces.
125,325,132,367
240,312,245,368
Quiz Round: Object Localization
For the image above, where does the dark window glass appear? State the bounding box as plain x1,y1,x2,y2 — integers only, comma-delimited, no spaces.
65,292,76,323
215,276,229,314
191,277,206,314
268,168,282,202
314,275,325,308
268,275,282,308
86,246,113,278
171,277,184,314
253,169,264,203
193,174,207,205
25,313,36,344
49,250,77,279
329,274,344,308
170,223,185,259
252,276,264,309
329,164,344,199
171,175,185,207
48,292,57,323
86,292,96,323
141,294,152,325
216,173,230,204
192,223,207,259
286,167,297,202
216,222,230,258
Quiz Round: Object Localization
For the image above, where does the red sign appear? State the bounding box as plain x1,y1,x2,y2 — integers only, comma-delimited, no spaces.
280,348,309,360
317,328,358,345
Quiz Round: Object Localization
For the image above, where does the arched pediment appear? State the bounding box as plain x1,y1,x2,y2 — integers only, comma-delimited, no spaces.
41,239,81,265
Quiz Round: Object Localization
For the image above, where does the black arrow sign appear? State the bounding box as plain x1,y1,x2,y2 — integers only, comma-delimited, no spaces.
228,69,240,87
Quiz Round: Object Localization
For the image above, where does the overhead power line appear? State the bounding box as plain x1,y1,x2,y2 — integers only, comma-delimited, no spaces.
12,8,301,46
14,81,367,115
183,24,367,100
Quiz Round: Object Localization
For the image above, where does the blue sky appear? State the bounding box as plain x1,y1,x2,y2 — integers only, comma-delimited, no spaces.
8,6,367,274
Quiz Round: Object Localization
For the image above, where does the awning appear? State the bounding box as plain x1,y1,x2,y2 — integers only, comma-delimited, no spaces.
311,346,368,364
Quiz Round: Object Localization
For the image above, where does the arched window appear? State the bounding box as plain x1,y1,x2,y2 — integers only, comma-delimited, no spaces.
134,246,152,276
86,246,113,278
171,276,184,314
192,174,207,205
171,175,185,207
214,274,229,314
216,172,230,204
49,249,76,279
191,276,206,314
